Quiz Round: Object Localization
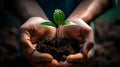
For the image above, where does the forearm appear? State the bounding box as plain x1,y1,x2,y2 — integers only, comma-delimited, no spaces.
68,0,113,23
14,0,48,22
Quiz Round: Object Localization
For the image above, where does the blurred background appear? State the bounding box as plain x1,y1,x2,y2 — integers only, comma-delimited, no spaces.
0,0,120,67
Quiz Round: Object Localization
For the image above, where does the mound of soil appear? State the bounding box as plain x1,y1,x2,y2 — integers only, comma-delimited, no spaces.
36,37,80,61
35,25,85,61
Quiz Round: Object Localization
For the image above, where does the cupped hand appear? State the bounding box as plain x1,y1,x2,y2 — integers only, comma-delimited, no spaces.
19,17,56,54
18,17,58,66
58,18,95,67
67,18,94,59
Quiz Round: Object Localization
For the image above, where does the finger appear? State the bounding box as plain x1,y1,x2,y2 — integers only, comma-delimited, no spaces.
59,61,85,67
66,53,85,63
82,42,94,56
87,47,95,59
29,51,53,63
32,59,58,67
51,59,59,66
82,27,94,56
19,27,36,55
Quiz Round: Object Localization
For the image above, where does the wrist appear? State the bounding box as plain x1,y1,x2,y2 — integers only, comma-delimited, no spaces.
67,17,86,23
27,17,51,25
32,17,50,22
79,11,94,23
67,18,87,25
67,12,93,24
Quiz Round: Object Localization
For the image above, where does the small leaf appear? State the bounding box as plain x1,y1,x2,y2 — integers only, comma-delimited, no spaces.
40,22,56,27
53,9,65,26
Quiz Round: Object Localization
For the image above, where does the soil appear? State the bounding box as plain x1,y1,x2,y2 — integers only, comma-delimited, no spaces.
36,37,80,61
36,25,84,61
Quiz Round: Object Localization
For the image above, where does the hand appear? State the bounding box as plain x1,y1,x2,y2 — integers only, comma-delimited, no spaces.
18,17,58,67
67,18,94,59
58,18,94,67
68,18,94,58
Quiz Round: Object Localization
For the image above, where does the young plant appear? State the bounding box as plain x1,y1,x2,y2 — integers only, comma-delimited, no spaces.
40,9,77,27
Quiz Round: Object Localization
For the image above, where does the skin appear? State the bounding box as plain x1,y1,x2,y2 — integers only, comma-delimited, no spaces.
57,18,94,67
10,0,113,23
12,0,114,67
19,17,93,67
19,17,59,67
68,0,113,23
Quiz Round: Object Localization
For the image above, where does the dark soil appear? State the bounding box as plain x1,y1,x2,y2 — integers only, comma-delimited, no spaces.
36,26,83,61
36,37,81,61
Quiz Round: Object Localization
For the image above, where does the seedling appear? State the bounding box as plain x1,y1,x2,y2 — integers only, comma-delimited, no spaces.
40,9,76,28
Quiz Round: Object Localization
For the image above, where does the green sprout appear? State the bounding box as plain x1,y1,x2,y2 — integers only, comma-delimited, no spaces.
40,9,76,28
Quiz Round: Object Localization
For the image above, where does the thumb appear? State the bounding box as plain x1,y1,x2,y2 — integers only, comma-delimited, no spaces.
82,42,94,56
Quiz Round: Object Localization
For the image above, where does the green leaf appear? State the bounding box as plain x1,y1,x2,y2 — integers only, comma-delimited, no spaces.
40,22,56,27
53,9,65,26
